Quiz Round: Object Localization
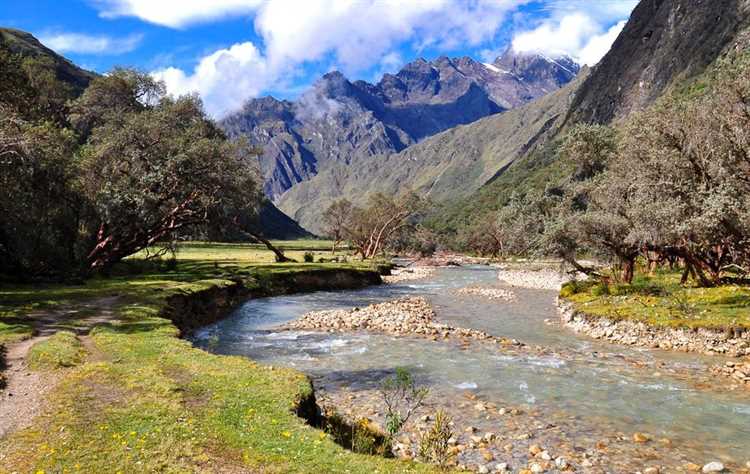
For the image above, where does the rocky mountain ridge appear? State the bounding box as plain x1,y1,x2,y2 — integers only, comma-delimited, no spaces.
274,0,750,233
220,49,580,201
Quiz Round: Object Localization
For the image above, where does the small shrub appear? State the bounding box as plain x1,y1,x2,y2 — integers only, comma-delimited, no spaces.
379,367,428,440
418,410,454,469
591,283,610,296
351,419,379,455
303,252,315,263
665,293,699,319
560,281,580,298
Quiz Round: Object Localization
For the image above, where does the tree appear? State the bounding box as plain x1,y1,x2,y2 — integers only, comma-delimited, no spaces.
75,70,260,271
345,193,422,259
322,199,352,254
608,57,750,285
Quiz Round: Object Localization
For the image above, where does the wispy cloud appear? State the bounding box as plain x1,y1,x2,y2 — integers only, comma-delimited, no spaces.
92,0,264,28
39,32,143,55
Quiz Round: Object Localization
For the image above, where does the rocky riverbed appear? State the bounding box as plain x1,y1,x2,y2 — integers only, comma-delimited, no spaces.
497,267,585,291
383,266,436,284
558,299,750,358
283,297,523,347
712,360,750,387
455,286,517,302
205,265,750,472
313,372,749,473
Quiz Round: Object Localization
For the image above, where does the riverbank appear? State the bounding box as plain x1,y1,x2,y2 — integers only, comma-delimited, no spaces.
0,242,436,473
555,270,750,357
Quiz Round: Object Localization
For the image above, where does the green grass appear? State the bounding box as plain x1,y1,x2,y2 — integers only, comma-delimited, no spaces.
0,241,366,345
28,331,86,370
0,241,434,473
561,269,750,330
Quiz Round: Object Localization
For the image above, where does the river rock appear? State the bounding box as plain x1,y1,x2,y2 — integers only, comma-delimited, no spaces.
456,286,516,302
478,465,489,474
495,462,509,472
554,457,568,469
633,432,650,443
529,463,544,473
702,461,725,472
383,266,435,284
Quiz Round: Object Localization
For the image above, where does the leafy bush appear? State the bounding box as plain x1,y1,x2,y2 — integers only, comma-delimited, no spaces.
303,252,315,263
379,367,428,440
418,410,454,469
591,283,610,296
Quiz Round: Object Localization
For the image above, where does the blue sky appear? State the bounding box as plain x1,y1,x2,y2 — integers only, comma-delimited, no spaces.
1,0,637,116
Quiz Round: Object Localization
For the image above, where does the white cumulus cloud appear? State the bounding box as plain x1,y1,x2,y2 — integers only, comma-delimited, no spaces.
93,0,635,115
39,32,143,55
115,0,528,117
152,42,269,117
512,12,628,65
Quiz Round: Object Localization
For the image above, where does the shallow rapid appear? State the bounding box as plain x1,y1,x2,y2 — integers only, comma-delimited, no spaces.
193,265,750,468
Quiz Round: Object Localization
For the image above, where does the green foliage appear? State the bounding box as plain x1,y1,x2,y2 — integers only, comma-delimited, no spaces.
560,279,596,298
1,63,265,278
303,252,315,263
591,283,610,297
380,368,429,439
28,331,86,370
418,410,455,469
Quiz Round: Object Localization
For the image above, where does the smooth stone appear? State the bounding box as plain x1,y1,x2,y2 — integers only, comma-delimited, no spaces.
554,457,568,469
530,463,544,473
478,466,489,474
633,432,650,443
644,468,660,474
702,462,725,473
540,450,551,461
495,462,509,472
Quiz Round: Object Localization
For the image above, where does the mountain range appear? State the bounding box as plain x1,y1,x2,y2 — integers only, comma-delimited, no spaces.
224,0,750,234
220,49,580,210
5,0,748,240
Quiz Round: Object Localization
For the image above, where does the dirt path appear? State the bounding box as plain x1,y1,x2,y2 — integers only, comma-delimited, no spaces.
0,296,120,438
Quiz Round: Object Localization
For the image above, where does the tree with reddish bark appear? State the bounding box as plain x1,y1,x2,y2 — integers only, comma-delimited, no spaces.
76,70,260,271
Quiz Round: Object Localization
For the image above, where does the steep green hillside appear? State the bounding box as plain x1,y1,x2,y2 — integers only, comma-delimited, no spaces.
430,0,750,244
0,27,95,93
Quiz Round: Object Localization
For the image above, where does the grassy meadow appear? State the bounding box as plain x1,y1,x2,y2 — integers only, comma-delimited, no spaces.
561,268,750,330
0,241,435,473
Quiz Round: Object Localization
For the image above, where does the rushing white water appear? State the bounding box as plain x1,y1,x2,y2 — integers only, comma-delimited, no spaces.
193,265,750,465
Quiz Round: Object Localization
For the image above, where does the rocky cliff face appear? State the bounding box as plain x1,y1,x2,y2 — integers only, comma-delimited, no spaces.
221,49,579,201
569,0,750,124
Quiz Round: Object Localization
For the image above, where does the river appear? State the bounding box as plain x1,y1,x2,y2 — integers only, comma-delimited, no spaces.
193,265,750,471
